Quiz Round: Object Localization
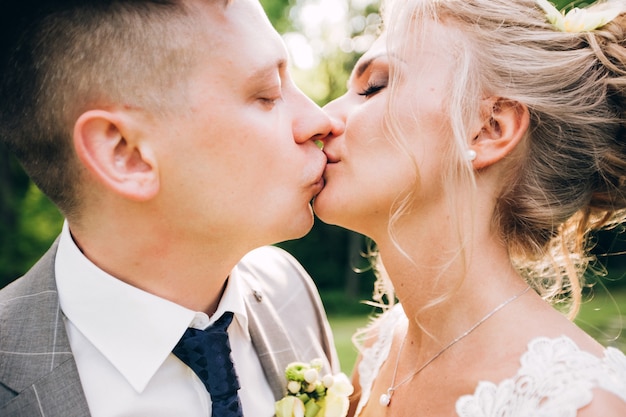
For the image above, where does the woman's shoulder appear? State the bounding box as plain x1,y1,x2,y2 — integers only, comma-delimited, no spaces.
456,335,626,417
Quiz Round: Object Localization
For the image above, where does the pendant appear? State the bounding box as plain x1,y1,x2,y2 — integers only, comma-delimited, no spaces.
379,391,391,407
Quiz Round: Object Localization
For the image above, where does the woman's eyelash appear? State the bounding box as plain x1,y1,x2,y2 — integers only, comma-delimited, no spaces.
358,82,387,97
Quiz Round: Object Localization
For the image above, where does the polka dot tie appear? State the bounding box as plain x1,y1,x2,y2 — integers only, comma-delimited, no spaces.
173,311,244,417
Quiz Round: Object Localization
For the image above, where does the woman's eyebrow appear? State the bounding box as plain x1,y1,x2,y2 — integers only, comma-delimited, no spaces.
354,54,385,78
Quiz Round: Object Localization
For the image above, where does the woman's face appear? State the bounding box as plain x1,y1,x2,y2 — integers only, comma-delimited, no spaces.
314,23,458,239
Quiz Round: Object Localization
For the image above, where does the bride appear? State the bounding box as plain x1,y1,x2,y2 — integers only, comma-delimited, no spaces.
314,0,626,415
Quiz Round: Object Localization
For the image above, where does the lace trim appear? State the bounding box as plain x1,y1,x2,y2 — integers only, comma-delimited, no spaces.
456,336,626,417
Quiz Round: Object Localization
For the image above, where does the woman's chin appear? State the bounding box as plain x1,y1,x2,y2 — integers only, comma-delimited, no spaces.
312,196,348,229
312,201,337,226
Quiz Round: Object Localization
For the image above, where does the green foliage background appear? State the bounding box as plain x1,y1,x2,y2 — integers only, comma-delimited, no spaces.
1,0,625,320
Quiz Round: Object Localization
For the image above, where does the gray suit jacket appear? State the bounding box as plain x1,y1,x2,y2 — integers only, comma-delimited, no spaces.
0,241,338,416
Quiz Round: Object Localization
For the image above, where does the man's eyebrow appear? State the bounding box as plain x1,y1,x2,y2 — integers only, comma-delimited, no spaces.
247,59,287,82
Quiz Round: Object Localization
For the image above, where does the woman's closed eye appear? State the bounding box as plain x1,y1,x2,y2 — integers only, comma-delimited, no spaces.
358,82,387,98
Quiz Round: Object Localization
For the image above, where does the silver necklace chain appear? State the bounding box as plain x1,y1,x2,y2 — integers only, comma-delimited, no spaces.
379,285,531,407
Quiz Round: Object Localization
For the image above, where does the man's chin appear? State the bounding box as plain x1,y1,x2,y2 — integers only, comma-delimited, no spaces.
272,210,314,244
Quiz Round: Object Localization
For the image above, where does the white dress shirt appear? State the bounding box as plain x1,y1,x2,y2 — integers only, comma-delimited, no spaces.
55,222,275,416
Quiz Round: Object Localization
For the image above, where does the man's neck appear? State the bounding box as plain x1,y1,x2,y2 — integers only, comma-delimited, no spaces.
68,221,246,315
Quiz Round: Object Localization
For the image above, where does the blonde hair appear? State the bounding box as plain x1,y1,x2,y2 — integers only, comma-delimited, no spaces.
373,0,626,318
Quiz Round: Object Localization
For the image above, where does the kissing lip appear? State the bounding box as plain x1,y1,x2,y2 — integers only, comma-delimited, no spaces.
310,156,327,193
322,146,341,164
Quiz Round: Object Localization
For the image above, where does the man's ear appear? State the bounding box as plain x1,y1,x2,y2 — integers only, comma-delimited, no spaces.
469,98,529,170
73,110,159,201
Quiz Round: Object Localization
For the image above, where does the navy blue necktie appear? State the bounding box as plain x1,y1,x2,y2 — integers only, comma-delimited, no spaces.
173,311,244,417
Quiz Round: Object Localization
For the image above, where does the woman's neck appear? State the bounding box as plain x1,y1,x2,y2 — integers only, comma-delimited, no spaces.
376,230,529,353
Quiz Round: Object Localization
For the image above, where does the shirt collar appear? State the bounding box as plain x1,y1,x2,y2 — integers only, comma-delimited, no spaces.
55,221,250,393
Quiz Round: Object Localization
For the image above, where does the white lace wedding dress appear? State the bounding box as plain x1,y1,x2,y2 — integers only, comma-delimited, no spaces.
355,304,626,417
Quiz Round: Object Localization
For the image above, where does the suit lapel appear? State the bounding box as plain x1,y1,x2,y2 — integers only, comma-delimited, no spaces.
0,241,91,416
244,289,298,400
1,358,91,417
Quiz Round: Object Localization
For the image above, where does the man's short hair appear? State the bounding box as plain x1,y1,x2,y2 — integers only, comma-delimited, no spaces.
0,1,199,218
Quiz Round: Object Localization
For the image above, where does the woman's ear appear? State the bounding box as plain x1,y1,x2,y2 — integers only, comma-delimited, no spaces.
73,110,160,201
469,98,529,170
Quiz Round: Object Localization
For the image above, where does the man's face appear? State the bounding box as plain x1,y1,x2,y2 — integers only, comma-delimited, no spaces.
151,0,332,248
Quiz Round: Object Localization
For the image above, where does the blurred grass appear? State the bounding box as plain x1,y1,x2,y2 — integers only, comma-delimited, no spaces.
328,315,370,375
327,287,626,375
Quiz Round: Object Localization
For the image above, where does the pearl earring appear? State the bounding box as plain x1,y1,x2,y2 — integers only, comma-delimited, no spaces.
467,149,477,161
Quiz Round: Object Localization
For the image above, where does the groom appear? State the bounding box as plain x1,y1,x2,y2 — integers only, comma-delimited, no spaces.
0,0,339,416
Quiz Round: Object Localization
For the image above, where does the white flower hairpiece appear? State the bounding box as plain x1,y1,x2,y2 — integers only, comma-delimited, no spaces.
536,0,623,32
275,359,354,417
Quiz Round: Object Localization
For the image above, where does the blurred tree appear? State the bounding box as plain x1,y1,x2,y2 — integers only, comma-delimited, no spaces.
0,145,62,288
260,0,292,32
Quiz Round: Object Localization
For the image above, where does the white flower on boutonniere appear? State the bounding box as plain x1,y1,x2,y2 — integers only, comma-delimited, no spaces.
275,359,354,417
536,0,623,33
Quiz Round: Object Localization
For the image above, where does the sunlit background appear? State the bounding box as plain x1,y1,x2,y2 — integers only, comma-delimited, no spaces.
262,0,381,103
285,0,379,67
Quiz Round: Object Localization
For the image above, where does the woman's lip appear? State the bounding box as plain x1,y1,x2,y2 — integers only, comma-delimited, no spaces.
321,160,338,183
323,148,341,163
